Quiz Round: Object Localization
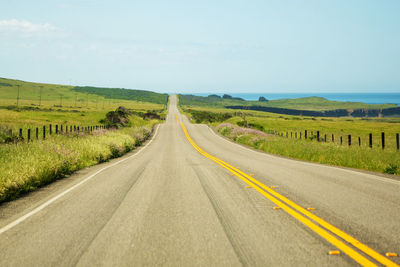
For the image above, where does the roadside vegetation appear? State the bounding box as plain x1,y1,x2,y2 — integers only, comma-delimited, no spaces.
180,98,400,176
0,77,167,202
0,110,160,203
216,122,399,175
0,77,167,138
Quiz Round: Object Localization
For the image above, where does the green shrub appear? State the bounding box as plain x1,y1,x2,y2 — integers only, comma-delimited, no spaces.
188,110,232,123
384,164,398,174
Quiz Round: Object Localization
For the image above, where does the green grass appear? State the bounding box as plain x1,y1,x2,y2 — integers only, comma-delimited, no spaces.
179,94,397,111
182,104,400,149
0,77,167,111
0,77,167,202
0,117,159,203
178,95,400,175
222,115,400,149
0,77,168,136
72,86,168,105
216,123,400,175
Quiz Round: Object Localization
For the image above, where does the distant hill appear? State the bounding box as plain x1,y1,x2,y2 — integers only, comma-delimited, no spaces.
179,94,397,111
0,77,168,107
72,86,168,105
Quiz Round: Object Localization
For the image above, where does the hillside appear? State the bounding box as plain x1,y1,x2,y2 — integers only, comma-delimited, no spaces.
0,77,168,109
72,86,168,105
179,94,398,111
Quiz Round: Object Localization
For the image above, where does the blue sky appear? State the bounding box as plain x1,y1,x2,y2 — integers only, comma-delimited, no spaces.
1,0,399,93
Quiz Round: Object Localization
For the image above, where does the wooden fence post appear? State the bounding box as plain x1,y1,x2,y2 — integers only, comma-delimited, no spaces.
340,136,343,145
348,135,351,146
381,132,385,149
324,134,327,142
317,131,320,142
56,125,58,134
19,128,23,139
43,126,46,140
305,130,307,139
27,129,31,142
50,124,52,135
397,133,399,150
332,134,334,142
36,127,39,140
369,133,372,148
358,137,361,146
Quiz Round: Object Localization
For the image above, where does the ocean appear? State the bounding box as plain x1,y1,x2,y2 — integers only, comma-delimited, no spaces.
191,93,400,106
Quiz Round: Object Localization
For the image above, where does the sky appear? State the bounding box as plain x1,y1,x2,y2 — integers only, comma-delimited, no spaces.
1,0,400,93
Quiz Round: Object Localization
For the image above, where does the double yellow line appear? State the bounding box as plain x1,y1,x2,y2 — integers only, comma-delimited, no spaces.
180,122,398,267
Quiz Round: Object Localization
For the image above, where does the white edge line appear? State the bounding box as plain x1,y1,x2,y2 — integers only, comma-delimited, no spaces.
0,124,161,235
206,125,400,186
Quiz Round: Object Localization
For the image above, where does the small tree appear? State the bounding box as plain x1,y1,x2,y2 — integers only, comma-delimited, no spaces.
222,94,232,99
258,96,268,102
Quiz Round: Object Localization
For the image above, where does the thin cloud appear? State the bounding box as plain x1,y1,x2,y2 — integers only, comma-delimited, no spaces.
0,19,59,37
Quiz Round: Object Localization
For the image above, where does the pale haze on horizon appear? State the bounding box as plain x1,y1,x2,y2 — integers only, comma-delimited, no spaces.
1,0,399,94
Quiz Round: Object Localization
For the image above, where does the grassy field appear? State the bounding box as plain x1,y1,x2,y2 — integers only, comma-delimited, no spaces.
0,77,166,111
179,97,400,175
0,77,167,133
223,115,400,149
0,114,160,203
0,77,166,202
182,105,400,148
179,94,397,111
72,86,168,105
216,123,399,175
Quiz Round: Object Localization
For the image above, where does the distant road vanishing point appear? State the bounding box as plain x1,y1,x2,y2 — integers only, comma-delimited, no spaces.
0,95,399,266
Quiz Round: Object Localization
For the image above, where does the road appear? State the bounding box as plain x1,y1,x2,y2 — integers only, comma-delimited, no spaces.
0,95,399,266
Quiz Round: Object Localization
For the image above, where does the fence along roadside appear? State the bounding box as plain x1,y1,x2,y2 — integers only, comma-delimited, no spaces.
2,124,108,143
282,130,399,150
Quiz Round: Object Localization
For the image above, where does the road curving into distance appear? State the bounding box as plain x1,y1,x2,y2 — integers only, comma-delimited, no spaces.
0,95,399,266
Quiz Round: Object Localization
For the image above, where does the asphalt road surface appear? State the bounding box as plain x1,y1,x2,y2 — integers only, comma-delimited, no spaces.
0,95,399,266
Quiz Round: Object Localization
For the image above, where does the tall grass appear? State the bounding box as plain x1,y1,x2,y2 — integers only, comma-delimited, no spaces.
215,114,400,150
0,122,157,203
216,123,399,175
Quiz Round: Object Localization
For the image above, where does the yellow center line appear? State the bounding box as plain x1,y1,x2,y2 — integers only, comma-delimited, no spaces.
175,114,179,125
180,122,398,267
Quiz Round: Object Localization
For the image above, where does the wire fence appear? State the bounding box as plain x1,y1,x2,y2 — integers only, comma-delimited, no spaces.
2,124,109,143
276,130,400,150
